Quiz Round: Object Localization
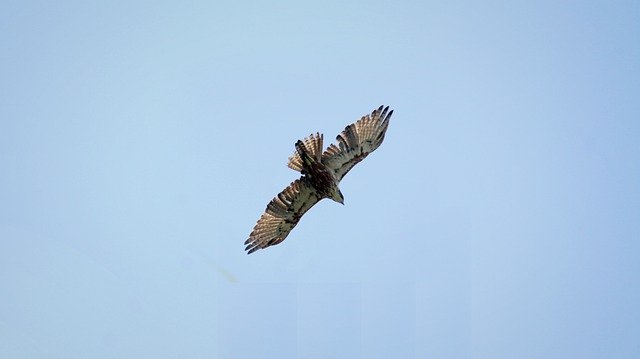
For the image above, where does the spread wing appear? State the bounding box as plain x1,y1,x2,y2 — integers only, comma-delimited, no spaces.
245,179,322,254
322,105,392,182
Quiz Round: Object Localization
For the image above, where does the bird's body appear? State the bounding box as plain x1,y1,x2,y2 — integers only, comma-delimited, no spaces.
293,138,344,204
244,105,393,254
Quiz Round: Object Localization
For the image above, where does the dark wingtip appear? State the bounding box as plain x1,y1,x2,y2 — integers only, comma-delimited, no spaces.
245,244,255,254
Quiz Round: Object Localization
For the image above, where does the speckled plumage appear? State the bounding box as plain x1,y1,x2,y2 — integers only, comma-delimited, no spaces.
244,105,393,254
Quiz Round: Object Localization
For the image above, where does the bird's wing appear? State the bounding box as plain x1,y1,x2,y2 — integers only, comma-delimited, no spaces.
322,105,392,182
245,179,322,254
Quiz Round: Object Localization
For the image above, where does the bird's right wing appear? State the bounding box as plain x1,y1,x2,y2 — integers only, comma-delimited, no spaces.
322,105,392,182
245,179,322,254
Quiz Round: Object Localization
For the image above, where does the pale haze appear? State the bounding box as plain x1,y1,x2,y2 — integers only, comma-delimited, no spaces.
1,1,639,358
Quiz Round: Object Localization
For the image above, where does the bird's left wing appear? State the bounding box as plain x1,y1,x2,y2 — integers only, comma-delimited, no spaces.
245,179,321,254
322,105,392,182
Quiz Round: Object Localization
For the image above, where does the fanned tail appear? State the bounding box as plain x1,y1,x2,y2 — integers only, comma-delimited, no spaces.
287,132,323,172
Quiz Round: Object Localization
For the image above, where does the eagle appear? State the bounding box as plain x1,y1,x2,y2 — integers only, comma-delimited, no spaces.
244,105,393,254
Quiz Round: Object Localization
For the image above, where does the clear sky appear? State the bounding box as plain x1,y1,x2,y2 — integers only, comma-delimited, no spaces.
1,1,639,358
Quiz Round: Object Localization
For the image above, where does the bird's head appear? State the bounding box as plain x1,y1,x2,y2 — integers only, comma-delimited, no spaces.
329,187,344,205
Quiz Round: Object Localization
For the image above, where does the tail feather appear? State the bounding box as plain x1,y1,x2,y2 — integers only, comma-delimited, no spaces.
287,132,323,172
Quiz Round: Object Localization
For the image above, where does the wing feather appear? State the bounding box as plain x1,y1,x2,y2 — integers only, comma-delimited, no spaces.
322,105,392,182
245,179,322,254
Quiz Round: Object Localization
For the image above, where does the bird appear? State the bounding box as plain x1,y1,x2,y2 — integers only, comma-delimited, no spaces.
244,105,393,254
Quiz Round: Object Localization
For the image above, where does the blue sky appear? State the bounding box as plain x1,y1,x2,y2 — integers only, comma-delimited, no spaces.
1,1,639,358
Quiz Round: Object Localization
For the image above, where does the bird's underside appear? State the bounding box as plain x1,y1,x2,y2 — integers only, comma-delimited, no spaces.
244,105,393,254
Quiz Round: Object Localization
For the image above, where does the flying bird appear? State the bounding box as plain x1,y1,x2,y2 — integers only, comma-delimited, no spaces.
244,105,393,254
